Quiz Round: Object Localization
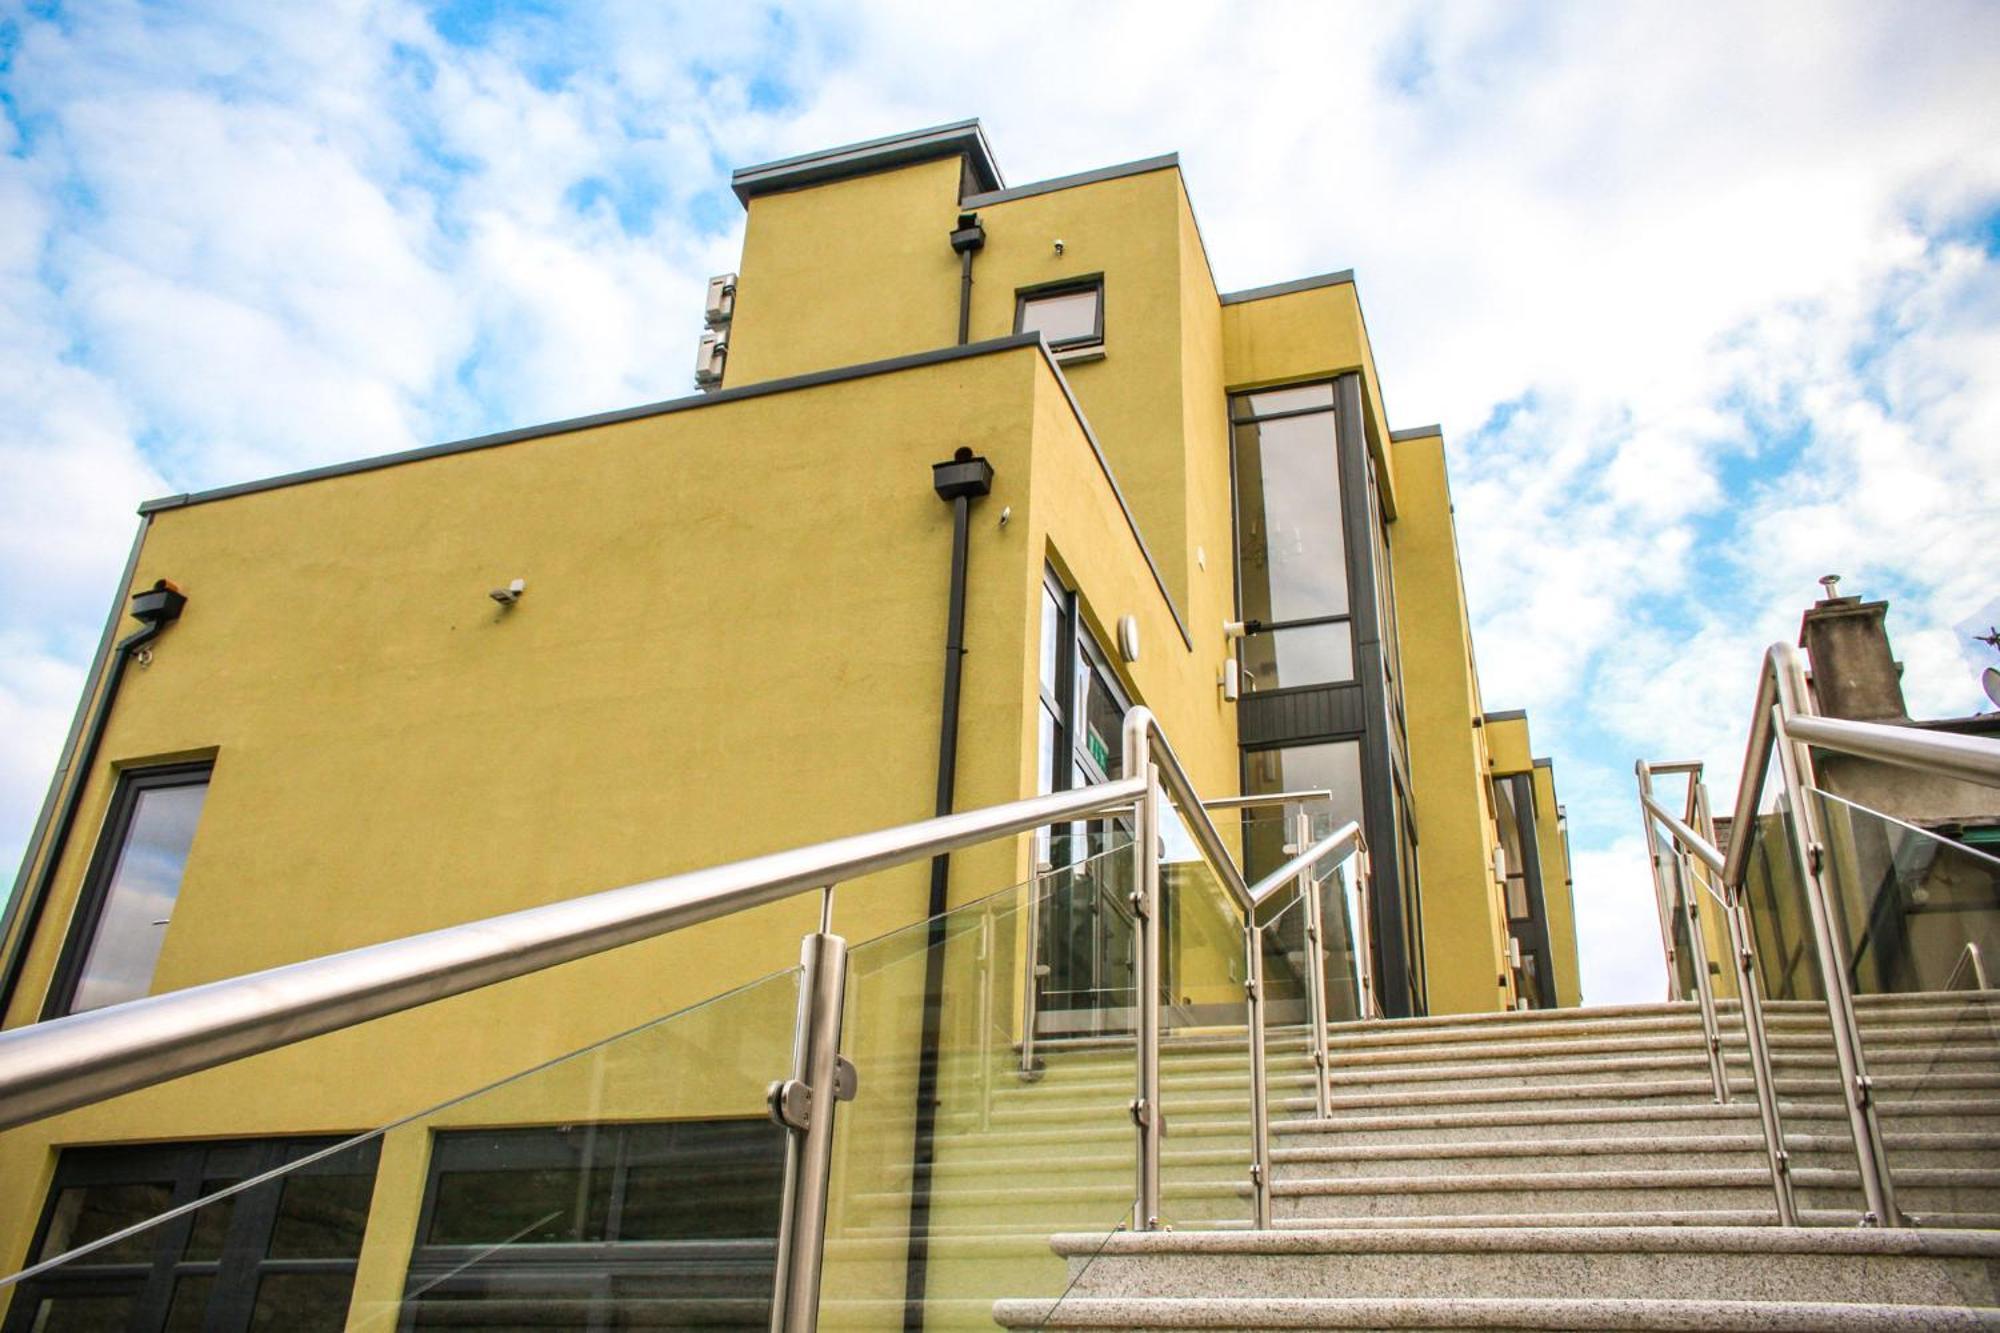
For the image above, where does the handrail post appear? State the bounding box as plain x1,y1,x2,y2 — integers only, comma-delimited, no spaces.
1244,915,1273,1228
1722,872,1798,1224
1640,763,1728,1099
768,928,853,1332
1692,771,1796,1224
1676,844,1732,1104
1636,763,1686,1005
1123,721,1164,1230
1295,807,1334,1119
1356,845,1378,1020
1018,856,1048,1082
1769,681,1901,1226
977,906,995,1131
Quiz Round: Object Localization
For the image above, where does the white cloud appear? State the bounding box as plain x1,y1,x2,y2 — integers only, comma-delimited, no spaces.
2,0,1996,1009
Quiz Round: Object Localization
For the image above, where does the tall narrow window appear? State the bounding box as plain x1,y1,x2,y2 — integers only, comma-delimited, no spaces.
51,762,211,1017
1230,383,1354,688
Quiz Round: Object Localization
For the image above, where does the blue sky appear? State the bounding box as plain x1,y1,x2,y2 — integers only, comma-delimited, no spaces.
2,1,1997,1005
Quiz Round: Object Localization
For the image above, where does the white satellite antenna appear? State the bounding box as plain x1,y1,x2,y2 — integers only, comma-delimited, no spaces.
1984,666,2000,711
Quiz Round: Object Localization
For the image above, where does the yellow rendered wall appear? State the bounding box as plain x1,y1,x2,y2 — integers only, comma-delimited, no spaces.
0,340,1247,1319
1531,763,1583,1006
966,166,1198,607
722,158,1211,614
1386,431,1510,1014
1219,282,1398,513
723,157,967,384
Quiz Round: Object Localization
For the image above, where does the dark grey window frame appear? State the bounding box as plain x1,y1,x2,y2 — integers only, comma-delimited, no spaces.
43,759,213,1020
1229,374,1421,1016
400,1119,785,1332
1495,772,1557,1009
4,1135,379,1333
1014,274,1106,352
1227,383,1357,693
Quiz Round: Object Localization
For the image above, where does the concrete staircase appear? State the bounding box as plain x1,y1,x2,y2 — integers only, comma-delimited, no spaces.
976,993,2000,1331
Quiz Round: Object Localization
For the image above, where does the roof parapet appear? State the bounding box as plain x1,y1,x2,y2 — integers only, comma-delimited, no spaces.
731,119,1002,205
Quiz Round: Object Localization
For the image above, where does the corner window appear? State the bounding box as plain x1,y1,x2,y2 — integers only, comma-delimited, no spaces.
1016,279,1104,354
8,1137,379,1333
49,761,212,1017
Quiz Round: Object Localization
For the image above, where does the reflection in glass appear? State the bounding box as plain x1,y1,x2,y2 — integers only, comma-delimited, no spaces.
71,777,209,1013
1233,413,1348,625
1019,286,1101,348
1241,622,1354,690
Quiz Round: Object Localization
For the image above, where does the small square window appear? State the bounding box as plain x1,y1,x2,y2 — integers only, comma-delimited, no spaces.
1017,280,1104,353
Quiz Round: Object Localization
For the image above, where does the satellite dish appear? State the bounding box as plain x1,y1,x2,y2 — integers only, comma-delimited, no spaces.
1984,666,2000,710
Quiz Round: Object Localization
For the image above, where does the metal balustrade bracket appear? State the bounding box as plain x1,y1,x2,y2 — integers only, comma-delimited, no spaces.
1129,1096,1151,1128
767,1078,813,1132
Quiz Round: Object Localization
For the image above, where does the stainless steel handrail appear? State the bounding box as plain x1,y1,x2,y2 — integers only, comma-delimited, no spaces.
1119,707,1366,1231
0,776,1146,1132
1246,825,1362,908
1641,641,2000,1228
1787,714,2000,790
1947,941,1991,994
1202,789,1335,811
1637,759,1795,1224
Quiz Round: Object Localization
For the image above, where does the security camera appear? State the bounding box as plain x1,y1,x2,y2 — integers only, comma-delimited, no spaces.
490,578,526,606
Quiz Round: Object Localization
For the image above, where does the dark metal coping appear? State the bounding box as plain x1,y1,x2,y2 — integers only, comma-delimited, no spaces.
137,331,1194,650
731,119,1002,205
1533,756,1555,770
1484,708,1529,723
962,153,1178,208
1389,424,1443,442
1218,269,1355,306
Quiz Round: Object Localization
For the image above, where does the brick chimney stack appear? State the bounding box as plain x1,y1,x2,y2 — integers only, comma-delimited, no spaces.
1798,576,1908,722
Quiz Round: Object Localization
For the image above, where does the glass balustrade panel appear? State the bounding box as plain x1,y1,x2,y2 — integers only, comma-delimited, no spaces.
1809,786,2000,1225
818,835,1137,1331
2,964,805,1332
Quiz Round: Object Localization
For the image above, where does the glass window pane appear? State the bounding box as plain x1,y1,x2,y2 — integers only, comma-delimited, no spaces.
71,779,209,1013
180,1179,238,1261
1039,586,1063,697
619,1122,784,1241
1241,622,1354,690
1233,415,1348,623
164,1275,214,1332
1079,657,1123,781
268,1170,373,1259
1245,742,1365,833
1020,288,1100,346
1237,382,1334,418
249,1272,355,1332
38,1181,175,1263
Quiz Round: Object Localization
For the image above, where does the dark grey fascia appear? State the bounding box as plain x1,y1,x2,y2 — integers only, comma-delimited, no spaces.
1388,424,1443,443
1483,708,1528,723
962,153,1178,208
730,119,1002,205
141,335,1044,515
1218,270,1355,306
1533,756,1555,770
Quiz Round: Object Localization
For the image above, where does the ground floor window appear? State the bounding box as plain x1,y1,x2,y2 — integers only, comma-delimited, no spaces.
5,1136,378,1333
400,1119,785,1329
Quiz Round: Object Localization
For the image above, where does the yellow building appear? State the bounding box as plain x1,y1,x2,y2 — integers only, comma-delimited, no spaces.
0,120,1578,1330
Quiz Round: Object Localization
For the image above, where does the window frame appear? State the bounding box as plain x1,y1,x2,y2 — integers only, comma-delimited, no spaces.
5,1136,379,1333
401,1119,784,1330
1014,275,1106,354
44,760,214,1020
1227,380,1356,692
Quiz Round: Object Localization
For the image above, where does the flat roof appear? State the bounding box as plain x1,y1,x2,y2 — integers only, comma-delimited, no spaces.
731,119,1002,205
